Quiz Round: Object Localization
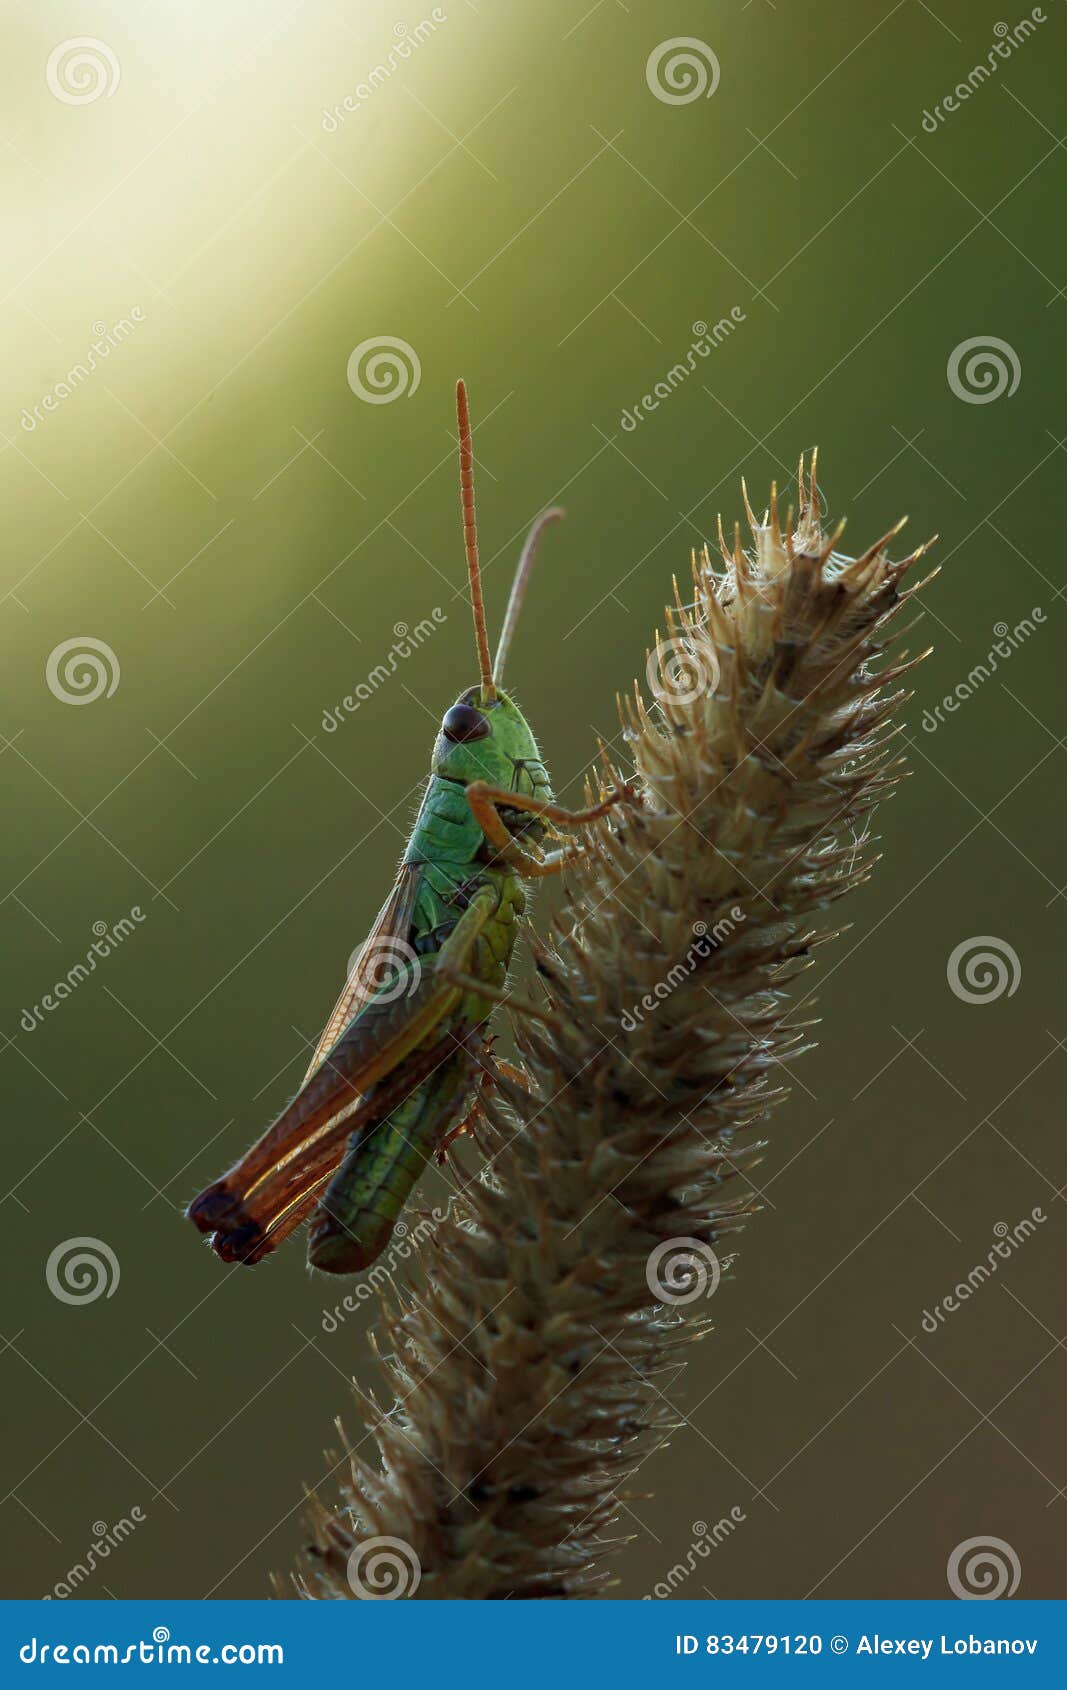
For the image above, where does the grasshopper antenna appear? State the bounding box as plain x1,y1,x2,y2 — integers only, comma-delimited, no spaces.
456,379,496,704
494,507,565,687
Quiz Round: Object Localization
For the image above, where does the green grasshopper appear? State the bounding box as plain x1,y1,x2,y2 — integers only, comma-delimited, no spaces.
188,381,629,1275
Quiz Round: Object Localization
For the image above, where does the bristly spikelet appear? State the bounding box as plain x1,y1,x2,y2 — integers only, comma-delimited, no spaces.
291,460,935,1601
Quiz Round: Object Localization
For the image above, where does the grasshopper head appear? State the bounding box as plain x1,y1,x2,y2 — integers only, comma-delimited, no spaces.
433,685,551,802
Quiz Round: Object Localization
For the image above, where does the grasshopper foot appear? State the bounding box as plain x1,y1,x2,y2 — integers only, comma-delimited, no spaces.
186,1181,242,1234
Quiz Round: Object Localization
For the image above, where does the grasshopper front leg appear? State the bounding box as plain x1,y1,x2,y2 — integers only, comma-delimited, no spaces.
464,779,633,878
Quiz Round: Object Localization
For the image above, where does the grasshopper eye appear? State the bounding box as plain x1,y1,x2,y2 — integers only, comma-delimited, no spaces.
442,702,490,744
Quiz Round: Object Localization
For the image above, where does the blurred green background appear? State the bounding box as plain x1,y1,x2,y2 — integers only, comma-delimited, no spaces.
1,0,1063,1600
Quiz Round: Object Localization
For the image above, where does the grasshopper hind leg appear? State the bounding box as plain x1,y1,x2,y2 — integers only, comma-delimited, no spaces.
307,1193,393,1276
307,1042,475,1275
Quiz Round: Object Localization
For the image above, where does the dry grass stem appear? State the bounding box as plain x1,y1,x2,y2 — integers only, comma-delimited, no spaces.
293,461,934,1600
